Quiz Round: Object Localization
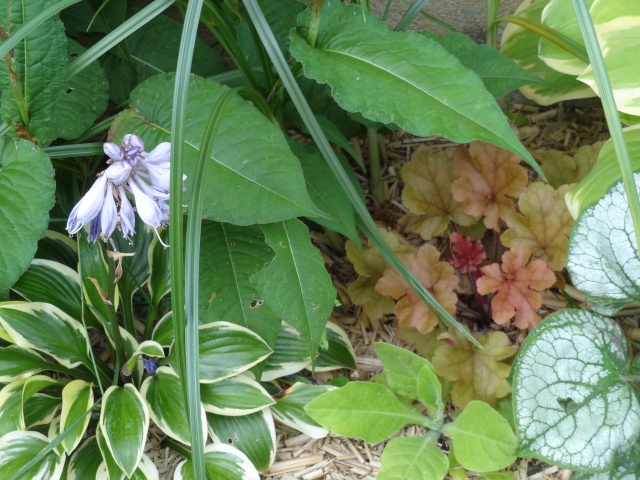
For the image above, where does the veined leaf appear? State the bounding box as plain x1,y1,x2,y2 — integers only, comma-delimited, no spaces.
109,73,321,224
0,345,51,382
377,436,448,480
290,0,542,173
60,380,93,454
175,443,260,480
0,431,66,480
200,375,275,416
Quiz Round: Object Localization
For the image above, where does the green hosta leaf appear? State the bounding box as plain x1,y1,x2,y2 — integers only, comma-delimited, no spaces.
316,321,356,371
199,221,280,349
0,375,62,435
0,431,66,480
444,401,516,472
100,384,149,477
567,126,640,219
500,0,594,106
271,382,335,439
96,427,125,480
128,454,160,480
262,322,311,381
67,436,102,480
148,229,171,311
567,174,640,313
0,137,55,289
151,311,173,347
51,38,108,140
11,259,82,320
123,340,164,377
35,230,78,269
289,141,359,242
0,302,91,368
512,309,640,471
175,443,260,480
77,230,110,331
109,73,321,224
305,382,426,442
421,31,544,97
0,345,51,382
23,394,60,429
198,322,273,383
290,0,540,172
377,436,449,480
251,219,335,362
140,366,207,446
201,375,275,416
60,379,93,454
207,409,276,473
0,0,67,144
112,216,154,304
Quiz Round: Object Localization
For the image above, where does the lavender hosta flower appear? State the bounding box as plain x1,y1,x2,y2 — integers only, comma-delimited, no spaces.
65,134,183,246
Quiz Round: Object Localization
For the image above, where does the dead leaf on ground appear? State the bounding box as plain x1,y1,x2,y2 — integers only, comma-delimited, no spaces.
451,141,528,231
476,248,555,329
431,326,516,408
401,146,476,240
541,142,602,188
375,244,458,334
502,183,574,271
346,228,414,320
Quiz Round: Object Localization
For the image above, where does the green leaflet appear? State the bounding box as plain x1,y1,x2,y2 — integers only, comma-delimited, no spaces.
290,0,542,174
0,0,67,144
512,310,640,471
251,219,335,362
109,73,321,224
567,174,640,313
0,137,55,290
60,380,93,455
377,436,448,480
0,431,66,480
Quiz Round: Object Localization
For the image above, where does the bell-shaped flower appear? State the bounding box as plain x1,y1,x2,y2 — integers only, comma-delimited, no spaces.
143,142,171,165
66,175,108,235
100,183,118,238
104,161,132,186
129,180,163,229
104,142,123,161
118,186,136,239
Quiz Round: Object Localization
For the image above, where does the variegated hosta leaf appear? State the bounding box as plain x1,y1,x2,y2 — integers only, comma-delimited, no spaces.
77,229,111,331
140,366,207,446
567,174,640,313
127,454,160,480
100,384,149,477
513,309,640,471
0,345,52,382
201,375,275,416
270,382,336,439
96,426,126,480
123,340,165,377
316,321,356,372
67,436,102,480
174,443,260,480
23,394,61,430
0,302,91,369
35,230,78,269
262,323,311,382
119,327,144,385
151,311,173,347
60,379,94,454
148,229,171,311
0,431,66,480
207,409,277,473
198,322,272,383
11,259,82,320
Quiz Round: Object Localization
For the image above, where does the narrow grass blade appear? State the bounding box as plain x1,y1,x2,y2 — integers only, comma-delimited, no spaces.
44,144,104,159
395,0,431,32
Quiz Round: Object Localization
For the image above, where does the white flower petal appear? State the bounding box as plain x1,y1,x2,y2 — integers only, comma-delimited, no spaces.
129,181,162,228
142,162,170,192
66,175,108,235
118,186,136,238
104,143,123,161
104,161,132,185
100,183,117,238
143,142,171,165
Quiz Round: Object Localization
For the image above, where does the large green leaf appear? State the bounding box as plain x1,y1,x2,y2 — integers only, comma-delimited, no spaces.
207,409,276,473
251,219,335,361
60,380,93,455
377,436,449,480
11,259,82,320
0,431,66,480
289,0,540,171
500,0,594,106
0,137,55,289
100,384,149,477
109,73,321,224
175,443,260,480
567,174,640,313
0,302,91,369
200,375,275,416
512,309,640,471
0,345,52,382
77,229,110,331
0,0,67,144
198,221,280,349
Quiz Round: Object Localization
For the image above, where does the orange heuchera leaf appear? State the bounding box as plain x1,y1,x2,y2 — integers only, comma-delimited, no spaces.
449,232,486,275
401,146,475,240
346,229,414,320
451,141,528,230
502,182,574,271
476,248,555,329
375,244,458,334
431,326,516,408
541,142,602,188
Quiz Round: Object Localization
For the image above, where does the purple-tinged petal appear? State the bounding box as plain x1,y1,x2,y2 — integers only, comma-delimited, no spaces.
66,175,108,235
129,180,162,228
100,183,117,238
143,142,171,165
131,175,169,201
124,134,144,152
104,143,123,161
104,161,132,185
118,186,136,238
141,162,170,192
88,217,101,242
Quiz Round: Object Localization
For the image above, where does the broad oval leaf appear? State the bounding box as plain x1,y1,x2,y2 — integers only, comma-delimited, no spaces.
100,384,149,477
109,73,320,224
174,443,260,480
0,302,90,368
513,309,640,471
262,322,312,382
60,379,94,454
23,394,61,429
198,322,272,383
374,342,435,400
0,431,66,480
67,436,102,480
207,408,277,473
377,436,449,480
96,426,126,480
201,375,275,416
0,137,55,289
290,0,540,172
0,345,51,382
567,174,640,313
